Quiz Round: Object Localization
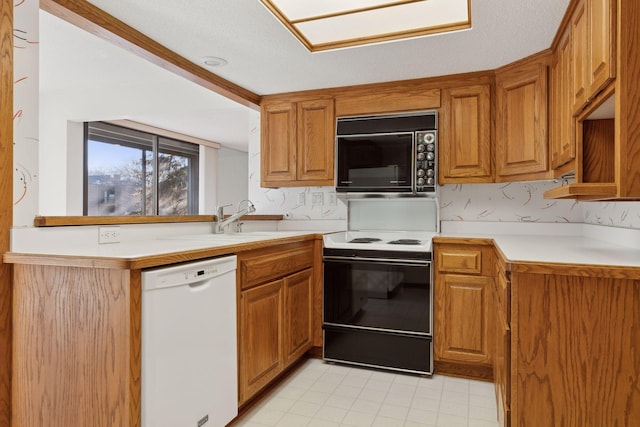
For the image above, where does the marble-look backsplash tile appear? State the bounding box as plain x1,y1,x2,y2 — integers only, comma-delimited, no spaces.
583,201,640,228
440,181,583,223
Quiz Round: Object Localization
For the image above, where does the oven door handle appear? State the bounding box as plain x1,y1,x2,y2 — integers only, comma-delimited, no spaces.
323,256,430,266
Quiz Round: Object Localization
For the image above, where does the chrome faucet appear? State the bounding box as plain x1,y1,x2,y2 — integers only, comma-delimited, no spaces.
215,199,256,233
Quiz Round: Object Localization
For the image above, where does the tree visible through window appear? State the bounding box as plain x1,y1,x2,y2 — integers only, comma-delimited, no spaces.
84,122,199,216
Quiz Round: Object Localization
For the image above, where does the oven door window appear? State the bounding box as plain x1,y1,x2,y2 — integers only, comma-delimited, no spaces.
336,133,413,192
323,259,430,334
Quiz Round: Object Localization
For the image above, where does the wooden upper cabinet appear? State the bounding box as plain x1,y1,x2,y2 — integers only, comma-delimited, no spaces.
440,84,492,183
572,0,589,113
495,58,549,180
572,0,616,114
296,99,335,183
261,98,335,188
261,101,297,184
550,28,576,171
588,0,616,100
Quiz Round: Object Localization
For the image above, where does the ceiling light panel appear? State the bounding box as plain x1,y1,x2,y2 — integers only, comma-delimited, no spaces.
272,0,419,21
261,0,471,51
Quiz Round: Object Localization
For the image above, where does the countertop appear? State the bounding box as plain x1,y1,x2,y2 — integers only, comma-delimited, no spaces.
6,222,640,271
438,221,640,269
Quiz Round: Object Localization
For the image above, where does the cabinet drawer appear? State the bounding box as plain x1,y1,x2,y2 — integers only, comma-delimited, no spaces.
239,242,314,290
436,244,493,275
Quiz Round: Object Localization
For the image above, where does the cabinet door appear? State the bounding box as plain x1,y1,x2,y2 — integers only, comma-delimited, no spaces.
283,268,313,365
550,29,576,170
588,0,615,96
239,280,284,404
572,0,588,113
261,101,297,186
494,270,511,427
495,61,548,178
435,274,494,365
440,85,492,183
296,99,335,185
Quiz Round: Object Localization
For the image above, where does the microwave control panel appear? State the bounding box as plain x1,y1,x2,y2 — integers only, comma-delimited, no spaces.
415,131,437,193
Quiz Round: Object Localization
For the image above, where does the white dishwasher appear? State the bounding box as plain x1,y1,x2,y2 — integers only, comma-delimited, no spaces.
141,255,238,427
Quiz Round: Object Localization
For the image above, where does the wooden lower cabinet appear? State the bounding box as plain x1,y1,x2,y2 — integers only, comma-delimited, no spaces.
436,274,494,365
283,269,313,365
493,258,511,427
434,240,495,380
239,279,284,402
504,264,640,426
237,242,315,405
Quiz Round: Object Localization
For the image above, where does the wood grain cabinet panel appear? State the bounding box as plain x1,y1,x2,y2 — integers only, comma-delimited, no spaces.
510,271,640,426
572,0,589,113
261,98,334,188
239,280,284,403
440,84,492,183
434,241,495,380
588,0,616,96
550,28,576,171
283,268,313,366
237,242,316,405
495,59,549,179
436,275,494,365
261,101,297,184
296,99,335,182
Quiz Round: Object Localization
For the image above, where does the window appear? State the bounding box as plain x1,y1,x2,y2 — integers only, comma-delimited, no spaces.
84,121,199,216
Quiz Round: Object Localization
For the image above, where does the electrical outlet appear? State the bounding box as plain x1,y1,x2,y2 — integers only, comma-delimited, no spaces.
298,192,306,206
327,193,337,205
311,192,323,206
99,226,121,244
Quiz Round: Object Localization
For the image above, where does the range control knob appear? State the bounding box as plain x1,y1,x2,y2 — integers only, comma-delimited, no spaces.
417,144,426,153
426,177,435,185
417,177,426,186
417,169,426,177
417,152,426,161
426,169,435,177
424,133,435,143
426,143,435,152
426,152,435,161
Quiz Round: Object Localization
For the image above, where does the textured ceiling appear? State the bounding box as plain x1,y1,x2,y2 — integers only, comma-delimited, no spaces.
41,0,570,151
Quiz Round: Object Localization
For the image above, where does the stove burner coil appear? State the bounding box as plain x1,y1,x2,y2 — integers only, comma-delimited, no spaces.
347,237,383,243
388,239,422,245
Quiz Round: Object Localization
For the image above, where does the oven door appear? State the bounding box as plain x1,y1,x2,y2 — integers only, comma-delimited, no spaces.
336,133,414,193
323,255,431,335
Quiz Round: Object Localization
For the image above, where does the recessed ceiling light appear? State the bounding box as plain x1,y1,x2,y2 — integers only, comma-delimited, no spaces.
201,56,228,67
260,0,472,52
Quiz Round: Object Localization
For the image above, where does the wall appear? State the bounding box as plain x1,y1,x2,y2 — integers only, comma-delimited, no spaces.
13,0,38,227
217,147,249,210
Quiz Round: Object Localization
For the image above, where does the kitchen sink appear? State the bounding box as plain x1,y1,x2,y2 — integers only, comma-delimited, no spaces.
161,231,307,242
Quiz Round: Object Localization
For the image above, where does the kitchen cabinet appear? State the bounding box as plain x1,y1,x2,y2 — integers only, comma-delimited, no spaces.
572,0,616,114
6,234,319,427
549,28,575,172
439,84,492,183
493,255,511,427
495,55,549,181
506,263,640,426
434,240,494,380
261,98,335,188
239,278,284,402
237,241,314,405
545,0,640,200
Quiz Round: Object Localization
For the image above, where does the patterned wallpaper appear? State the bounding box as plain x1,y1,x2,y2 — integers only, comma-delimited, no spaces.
13,0,39,227
583,201,640,229
439,181,583,223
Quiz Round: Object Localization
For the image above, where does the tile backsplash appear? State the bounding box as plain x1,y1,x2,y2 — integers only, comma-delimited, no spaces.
439,181,583,223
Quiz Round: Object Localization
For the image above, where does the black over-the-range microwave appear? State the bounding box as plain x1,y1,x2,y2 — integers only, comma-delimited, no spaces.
335,111,438,196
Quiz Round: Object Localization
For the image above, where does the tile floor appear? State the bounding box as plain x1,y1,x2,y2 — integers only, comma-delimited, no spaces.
234,358,499,427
